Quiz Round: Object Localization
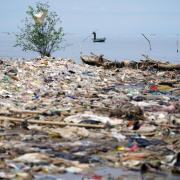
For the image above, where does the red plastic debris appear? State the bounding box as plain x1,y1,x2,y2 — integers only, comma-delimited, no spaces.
150,84,158,91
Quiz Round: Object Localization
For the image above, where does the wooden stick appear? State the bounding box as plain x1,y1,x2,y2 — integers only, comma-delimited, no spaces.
141,33,152,51
120,131,156,137
8,108,77,115
177,39,179,53
9,109,44,115
0,116,105,128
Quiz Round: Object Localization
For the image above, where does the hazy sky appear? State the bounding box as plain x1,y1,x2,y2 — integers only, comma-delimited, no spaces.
0,0,180,36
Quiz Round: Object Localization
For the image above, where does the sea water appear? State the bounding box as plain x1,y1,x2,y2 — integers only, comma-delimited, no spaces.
0,33,180,64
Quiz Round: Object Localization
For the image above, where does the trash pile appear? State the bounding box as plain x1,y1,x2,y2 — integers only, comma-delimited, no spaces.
0,56,179,179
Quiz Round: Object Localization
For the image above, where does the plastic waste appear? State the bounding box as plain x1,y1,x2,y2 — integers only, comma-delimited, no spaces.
64,113,115,125
0,57,179,179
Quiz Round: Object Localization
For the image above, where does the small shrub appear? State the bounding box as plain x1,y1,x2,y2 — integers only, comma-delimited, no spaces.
15,2,64,57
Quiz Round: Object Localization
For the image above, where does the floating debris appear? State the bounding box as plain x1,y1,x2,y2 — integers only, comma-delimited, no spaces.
0,55,179,179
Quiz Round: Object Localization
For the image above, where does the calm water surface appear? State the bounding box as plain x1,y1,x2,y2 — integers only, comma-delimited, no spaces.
0,34,180,64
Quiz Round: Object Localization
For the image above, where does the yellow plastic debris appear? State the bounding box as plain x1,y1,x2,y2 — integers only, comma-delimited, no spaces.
157,85,173,91
117,146,125,151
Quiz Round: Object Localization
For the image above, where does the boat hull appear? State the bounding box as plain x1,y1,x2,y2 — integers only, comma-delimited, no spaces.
93,38,106,42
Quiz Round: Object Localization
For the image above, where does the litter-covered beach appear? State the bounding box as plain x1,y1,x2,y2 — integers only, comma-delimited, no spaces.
0,55,179,179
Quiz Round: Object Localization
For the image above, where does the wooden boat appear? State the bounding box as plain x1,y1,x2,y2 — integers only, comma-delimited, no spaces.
92,32,106,42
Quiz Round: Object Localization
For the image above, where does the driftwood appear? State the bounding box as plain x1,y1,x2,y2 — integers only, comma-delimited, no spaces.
9,109,43,115
81,53,137,69
81,53,106,66
139,55,180,70
156,64,180,70
81,53,180,71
